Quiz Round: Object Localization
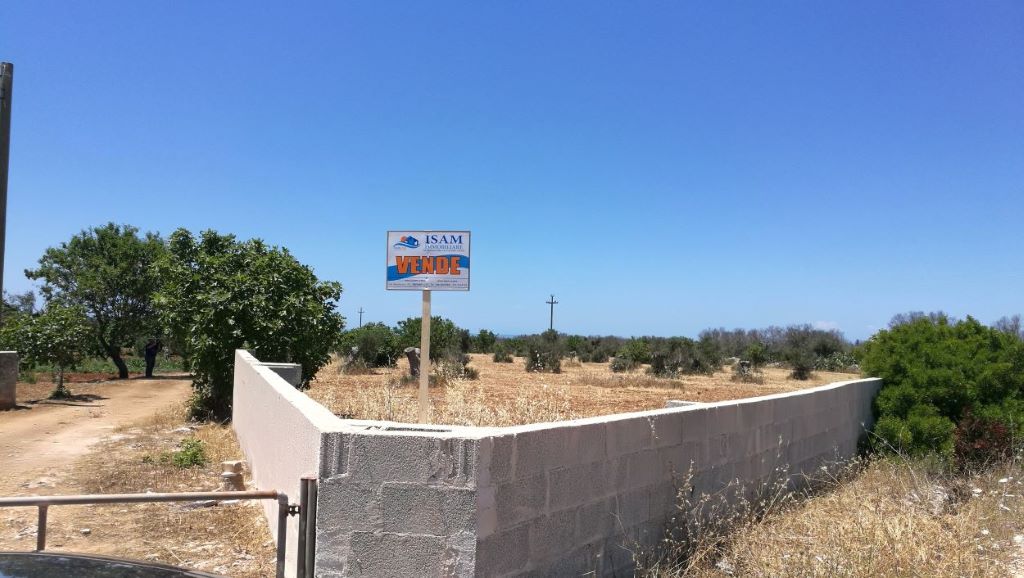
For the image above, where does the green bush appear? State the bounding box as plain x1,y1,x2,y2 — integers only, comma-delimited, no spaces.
646,337,721,377
616,339,652,366
172,437,208,468
525,330,562,373
473,329,498,353
338,322,400,367
157,229,344,420
395,316,468,361
862,315,1024,460
610,356,638,373
492,343,513,363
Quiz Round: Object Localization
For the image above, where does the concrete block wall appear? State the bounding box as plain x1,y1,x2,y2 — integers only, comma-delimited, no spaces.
315,425,489,577
475,378,882,576
232,350,344,576
232,351,881,577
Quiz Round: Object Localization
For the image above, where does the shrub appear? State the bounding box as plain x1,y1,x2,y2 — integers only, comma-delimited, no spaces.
862,315,1024,460
492,343,513,363
646,337,721,377
610,356,638,373
787,349,816,380
338,322,400,367
617,339,652,366
953,409,1015,470
744,342,769,369
526,331,562,373
395,316,468,361
172,437,208,468
816,351,858,372
731,361,765,384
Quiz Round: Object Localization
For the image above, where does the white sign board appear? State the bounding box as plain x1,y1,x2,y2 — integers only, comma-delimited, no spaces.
386,231,471,291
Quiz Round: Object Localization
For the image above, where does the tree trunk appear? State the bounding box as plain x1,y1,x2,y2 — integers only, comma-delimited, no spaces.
110,347,129,379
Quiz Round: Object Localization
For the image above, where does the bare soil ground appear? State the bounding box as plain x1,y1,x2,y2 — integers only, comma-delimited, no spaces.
0,377,275,577
309,354,858,426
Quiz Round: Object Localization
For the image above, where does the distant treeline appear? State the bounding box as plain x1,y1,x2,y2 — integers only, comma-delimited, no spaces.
337,320,858,379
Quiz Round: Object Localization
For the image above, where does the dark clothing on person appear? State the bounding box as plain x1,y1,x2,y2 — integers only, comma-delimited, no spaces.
144,340,162,378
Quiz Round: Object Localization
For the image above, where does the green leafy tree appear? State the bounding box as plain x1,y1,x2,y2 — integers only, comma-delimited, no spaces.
25,223,165,378
394,316,467,360
338,322,400,367
474,329,498,354
861,315,1024,459
156,229,344,419
0,304,91,398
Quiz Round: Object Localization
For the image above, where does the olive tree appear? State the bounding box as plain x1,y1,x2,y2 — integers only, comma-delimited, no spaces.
156,229,344,419
25,223,164,378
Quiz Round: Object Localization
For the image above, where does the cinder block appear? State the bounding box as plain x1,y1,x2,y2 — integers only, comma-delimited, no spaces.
649,413,685,448
601,537,636,577
380,483,476,535
316,480,382,534
606,417,654,457
648,484,677,520
548,461,609,511
446,531,477,577
572,422,608,464
348,532,448,577
514,427,578,479
678,408,710,443
344,434,476,486
613,487,650,528
482,434,515,487
576,498,616,544
524,543,603,578
476,524,529,576
705,405,740,437
625,450,666,489
495,472,547,528
528,508,577,562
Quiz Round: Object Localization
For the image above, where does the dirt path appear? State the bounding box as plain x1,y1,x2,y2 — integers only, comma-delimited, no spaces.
0,377,191,494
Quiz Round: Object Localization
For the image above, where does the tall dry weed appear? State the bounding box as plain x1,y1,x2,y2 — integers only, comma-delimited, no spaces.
641,453,1024,577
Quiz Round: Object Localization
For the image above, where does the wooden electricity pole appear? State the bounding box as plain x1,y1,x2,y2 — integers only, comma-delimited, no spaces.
546,294,558,331
0,62,13,322
357,307,364,328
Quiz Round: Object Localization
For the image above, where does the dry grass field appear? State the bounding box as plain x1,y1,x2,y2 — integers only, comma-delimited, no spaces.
308,353,857,427
0,404,275,577
643,456,1024,577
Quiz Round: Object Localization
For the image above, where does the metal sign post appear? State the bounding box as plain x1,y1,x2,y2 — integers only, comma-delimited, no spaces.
386,231,471,423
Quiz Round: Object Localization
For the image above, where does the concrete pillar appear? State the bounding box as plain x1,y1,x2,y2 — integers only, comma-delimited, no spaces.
0,351,17,410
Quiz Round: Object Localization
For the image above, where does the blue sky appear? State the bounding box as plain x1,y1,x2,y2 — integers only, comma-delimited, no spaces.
2,1,1022,340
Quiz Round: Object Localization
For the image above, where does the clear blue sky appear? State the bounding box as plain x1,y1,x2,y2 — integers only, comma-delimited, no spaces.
3,2,1022,340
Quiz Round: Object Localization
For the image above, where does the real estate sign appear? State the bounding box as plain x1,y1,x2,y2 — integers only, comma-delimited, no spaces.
386,231,471,291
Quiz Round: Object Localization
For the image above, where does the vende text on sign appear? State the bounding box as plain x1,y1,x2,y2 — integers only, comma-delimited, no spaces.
386,231,471,291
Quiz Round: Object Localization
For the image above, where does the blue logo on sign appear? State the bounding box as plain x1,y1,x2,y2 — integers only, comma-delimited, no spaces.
394,235,420,249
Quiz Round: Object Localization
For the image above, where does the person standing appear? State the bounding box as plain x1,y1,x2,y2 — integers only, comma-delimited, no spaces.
144,338,162,378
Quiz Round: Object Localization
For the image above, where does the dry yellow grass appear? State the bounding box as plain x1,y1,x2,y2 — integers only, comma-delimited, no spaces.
643,457,1024,577
308,353,856,426
0,404,276,577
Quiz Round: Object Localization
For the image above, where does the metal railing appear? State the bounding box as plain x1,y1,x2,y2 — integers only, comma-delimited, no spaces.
0,489,301,578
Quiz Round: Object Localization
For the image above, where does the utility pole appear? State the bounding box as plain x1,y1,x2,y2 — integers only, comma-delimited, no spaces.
357,307,364,328
0,62,13,323
545,294,558,332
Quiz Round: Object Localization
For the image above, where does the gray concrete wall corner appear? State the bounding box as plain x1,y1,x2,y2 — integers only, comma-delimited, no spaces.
0,351,17,410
